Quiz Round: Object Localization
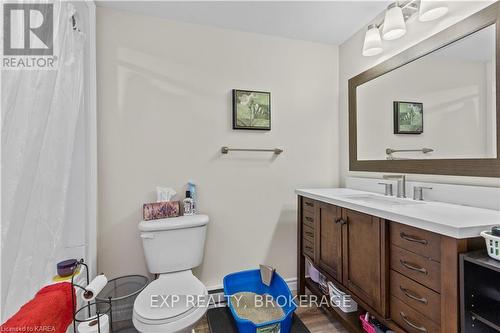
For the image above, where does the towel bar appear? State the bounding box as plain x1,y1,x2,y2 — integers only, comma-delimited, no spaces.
221,146,283,155
386,147,434,155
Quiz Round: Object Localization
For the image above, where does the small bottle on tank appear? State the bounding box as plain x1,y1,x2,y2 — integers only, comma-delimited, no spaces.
183,191,195,216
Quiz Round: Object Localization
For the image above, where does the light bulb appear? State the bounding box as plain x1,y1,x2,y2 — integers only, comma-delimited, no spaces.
382,3,407,41
419,0,448,22
362,24,383,57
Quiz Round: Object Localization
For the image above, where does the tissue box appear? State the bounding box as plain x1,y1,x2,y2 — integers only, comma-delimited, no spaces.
143,201,180,220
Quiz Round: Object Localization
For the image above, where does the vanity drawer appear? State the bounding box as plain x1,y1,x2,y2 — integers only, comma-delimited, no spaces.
302,210,315,229
303,238,314,260
391,296,440,333
302,197,316,213
390,270,441,324
303,224,315,243
391,245,441,292
391,222,441,261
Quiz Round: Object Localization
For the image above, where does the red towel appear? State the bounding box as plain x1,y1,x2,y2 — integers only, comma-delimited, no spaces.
1,282,75,333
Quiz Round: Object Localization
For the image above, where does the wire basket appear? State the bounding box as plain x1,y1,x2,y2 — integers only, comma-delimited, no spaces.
96,275,148,324
74,301,112,333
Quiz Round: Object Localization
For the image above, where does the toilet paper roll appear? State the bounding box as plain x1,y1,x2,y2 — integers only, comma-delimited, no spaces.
82,274,107,302
78,314,109,333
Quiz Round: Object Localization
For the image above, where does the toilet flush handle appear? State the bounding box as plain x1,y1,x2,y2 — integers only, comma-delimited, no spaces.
140,233,155,239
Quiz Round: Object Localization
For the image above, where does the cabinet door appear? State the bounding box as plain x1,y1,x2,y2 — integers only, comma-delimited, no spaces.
342,208,386,315
317,203,343,283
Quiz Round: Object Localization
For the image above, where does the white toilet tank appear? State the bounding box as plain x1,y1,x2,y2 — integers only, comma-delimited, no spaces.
138,215,209,274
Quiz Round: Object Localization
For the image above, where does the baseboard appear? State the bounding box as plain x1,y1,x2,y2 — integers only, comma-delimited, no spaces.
285,277,297,292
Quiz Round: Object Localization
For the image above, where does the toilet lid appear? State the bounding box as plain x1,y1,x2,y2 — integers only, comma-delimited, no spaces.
134,271,206,321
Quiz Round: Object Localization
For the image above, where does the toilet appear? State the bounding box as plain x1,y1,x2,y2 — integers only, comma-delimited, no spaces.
133,215,210,333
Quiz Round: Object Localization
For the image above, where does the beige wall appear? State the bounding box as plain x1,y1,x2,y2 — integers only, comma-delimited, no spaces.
339,1,500,187
97,7,339,288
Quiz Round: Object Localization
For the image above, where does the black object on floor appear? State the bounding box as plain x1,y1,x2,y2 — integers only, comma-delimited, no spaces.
111,320,138,333
207,307,311,333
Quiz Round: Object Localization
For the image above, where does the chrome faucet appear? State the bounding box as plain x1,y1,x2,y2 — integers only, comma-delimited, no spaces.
382,174,406,198
378,182,393,196
413,186,433,201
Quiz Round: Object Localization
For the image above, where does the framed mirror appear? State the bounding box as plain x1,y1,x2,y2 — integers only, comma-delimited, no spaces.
349,2,500,177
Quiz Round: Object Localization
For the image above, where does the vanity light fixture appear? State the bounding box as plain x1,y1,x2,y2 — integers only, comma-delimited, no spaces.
362,0,449,56
419,0,449,22
382,3,407,40
362,24,383,57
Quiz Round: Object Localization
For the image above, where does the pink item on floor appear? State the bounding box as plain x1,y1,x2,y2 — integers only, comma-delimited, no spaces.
359,314,376,333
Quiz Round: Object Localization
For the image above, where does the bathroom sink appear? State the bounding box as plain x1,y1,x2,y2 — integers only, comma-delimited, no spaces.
342,194,425,206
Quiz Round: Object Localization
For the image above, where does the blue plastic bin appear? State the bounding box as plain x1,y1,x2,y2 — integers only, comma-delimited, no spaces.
223,269,297,333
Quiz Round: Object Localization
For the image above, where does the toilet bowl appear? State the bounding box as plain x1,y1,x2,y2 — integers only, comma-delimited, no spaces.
133,215,210,333
133,271,208,333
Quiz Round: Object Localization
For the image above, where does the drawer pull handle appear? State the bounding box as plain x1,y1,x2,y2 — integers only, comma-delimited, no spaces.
305,217,314,222
304,231,314,237
305,202,314,207
400,286,428,304
400,260,428,275
400,312,427,333
400,232,428,245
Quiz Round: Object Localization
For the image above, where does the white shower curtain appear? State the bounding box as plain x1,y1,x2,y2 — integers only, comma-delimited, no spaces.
1,2,85,319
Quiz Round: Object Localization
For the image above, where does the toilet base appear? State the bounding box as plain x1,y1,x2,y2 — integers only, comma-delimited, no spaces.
132,299,207,333
132,317,203,333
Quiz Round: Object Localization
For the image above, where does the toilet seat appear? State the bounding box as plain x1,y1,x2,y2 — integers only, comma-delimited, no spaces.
133,270,208,327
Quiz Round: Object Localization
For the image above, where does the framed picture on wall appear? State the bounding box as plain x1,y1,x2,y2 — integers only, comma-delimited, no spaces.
394,101,423,134
232,89,271,130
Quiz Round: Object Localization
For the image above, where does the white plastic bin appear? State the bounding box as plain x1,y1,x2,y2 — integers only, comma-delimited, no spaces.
481,231,500,260
327,281,358,313
306,259,320,283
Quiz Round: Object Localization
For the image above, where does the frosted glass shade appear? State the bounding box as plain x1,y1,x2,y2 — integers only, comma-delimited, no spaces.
382,4,406,40
362,25,383,57
419,0,449,22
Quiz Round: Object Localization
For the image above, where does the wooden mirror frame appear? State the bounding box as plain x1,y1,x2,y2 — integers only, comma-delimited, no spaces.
349,2,500,177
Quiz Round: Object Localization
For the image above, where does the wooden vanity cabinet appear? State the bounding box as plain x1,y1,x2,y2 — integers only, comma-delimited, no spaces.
298,197,388,316
342,209,387,316
297,196,479,333
317,203,343,282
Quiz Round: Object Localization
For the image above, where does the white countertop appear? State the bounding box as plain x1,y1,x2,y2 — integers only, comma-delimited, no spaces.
296,188,500,239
